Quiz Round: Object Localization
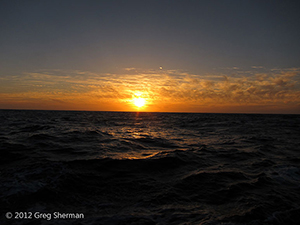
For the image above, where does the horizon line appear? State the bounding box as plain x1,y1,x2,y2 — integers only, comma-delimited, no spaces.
0,108,299,115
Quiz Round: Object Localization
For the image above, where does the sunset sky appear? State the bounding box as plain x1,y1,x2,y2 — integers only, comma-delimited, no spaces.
1,0,300,113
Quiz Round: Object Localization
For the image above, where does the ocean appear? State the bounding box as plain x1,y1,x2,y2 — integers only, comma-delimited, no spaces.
0,110,300,225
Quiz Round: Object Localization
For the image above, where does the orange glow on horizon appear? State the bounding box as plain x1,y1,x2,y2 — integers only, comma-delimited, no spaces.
0,68,299,114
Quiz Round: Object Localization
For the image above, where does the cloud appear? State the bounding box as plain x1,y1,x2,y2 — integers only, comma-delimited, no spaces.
124,67,137,71
0,67,299,112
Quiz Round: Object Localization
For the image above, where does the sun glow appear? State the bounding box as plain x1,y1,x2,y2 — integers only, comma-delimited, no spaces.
133,97,146,108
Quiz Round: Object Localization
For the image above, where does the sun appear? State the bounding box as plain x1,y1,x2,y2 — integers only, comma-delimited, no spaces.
133,97,146,108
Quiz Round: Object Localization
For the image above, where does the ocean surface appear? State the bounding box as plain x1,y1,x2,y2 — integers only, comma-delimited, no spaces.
1,110,300,225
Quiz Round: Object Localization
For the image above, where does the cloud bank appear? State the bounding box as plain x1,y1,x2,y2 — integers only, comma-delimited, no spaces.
0,67,299,113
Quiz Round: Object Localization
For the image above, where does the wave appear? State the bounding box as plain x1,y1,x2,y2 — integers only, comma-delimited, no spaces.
1,111,300,224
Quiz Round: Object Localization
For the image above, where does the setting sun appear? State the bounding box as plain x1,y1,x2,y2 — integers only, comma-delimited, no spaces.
133,97,146,108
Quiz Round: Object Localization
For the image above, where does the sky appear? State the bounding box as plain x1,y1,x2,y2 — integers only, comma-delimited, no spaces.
0,0,300,113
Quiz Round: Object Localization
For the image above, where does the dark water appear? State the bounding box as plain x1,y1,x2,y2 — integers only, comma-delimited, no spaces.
1,110,300,225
